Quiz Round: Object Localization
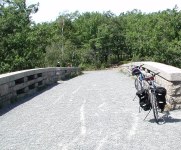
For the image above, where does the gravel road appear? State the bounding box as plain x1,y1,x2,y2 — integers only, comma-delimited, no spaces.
0,69,181,150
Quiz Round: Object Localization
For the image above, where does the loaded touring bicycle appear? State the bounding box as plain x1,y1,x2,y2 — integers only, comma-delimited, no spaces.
132,64,167,124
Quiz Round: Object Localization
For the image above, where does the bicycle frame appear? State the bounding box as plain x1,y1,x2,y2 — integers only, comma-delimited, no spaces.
135,74,144,91
144,73,163,124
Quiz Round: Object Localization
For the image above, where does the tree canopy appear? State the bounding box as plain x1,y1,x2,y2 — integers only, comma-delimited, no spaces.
1,0,181,73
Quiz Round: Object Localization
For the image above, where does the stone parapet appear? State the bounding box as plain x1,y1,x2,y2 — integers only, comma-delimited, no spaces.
0,67,81,108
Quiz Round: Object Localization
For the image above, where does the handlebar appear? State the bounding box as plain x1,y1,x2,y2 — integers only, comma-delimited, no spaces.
145,72,160,81
133,64,144,69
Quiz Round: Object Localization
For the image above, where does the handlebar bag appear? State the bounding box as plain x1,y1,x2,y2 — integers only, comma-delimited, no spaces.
132,68,141,76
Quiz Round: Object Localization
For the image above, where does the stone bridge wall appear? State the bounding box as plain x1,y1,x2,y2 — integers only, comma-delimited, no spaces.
121,61,181,110
0,67,81,108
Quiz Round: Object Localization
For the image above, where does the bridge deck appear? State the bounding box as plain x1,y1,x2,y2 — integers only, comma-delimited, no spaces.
0,69,181,150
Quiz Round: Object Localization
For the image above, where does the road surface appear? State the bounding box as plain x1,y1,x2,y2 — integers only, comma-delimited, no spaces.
0,69,181,150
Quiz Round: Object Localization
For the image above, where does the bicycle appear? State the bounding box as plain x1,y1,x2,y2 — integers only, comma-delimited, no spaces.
131,65,168,124
132,68,167,124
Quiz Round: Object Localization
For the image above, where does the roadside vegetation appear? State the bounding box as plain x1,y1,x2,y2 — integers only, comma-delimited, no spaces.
1,0,181,73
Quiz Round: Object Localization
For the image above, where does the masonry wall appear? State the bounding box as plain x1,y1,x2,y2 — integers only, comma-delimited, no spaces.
0,67,81,108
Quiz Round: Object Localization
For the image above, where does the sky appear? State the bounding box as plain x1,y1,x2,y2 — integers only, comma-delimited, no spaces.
26,0,181,23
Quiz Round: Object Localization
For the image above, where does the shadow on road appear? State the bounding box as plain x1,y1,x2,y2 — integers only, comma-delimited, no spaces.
149,115,181,124
0,83,60,116
162,116,181,123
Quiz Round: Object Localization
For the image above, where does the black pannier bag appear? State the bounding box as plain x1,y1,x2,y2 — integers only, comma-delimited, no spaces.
155,87,167,111
136,89,151,111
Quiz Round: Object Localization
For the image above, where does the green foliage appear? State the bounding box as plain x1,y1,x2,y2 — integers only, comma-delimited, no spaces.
0,0,41,73
1,3,181,73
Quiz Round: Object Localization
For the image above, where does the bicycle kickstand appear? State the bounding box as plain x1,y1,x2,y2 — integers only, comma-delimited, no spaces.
143,109,151,121
132,95,137,101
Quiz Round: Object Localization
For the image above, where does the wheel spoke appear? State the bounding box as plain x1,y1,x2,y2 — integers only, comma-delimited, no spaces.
150,93,159,123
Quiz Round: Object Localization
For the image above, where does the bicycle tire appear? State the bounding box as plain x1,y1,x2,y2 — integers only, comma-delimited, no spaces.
135,78,142,91
150,92,159,124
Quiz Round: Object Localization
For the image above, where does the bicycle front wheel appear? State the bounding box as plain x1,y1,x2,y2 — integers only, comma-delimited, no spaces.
150,93,159,123
135,78,142,91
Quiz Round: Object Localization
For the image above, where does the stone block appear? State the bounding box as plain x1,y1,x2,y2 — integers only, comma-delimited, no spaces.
8,81,15,87
13,83,26,91
0,84,9,96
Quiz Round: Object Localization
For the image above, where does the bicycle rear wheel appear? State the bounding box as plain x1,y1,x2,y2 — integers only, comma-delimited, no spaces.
150,92,159,123
135,78,142,91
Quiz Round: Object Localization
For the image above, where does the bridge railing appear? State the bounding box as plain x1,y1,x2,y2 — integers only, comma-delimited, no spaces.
121,61,181,110
0,67,81,108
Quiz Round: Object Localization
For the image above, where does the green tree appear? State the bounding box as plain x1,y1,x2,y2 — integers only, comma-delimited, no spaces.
0,0,39,73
